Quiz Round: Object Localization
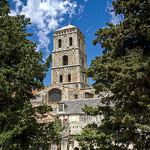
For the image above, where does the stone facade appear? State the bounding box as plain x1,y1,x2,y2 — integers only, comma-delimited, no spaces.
30,24,135,150
53,99,105,150
51,24,88,89
32,24,108,150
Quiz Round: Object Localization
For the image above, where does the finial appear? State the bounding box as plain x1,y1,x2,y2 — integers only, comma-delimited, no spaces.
69,19,70,25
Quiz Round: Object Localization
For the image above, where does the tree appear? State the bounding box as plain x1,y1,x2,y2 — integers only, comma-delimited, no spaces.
0,0,62,149
76,0,150,149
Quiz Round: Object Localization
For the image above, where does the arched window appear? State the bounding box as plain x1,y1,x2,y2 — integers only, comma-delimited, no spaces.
60,75,63,83
69,37,73,46
49,89,62,102
63,55,68,65
82,57,84,67
68,74,71,82
58,39,61,48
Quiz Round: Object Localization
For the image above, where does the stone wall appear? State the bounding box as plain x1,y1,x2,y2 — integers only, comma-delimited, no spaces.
51,25,88,89
52,49,78,67
51,66,78,84
53,28,78,52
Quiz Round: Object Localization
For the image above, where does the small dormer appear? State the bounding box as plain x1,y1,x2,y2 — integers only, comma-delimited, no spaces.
57,103,67,112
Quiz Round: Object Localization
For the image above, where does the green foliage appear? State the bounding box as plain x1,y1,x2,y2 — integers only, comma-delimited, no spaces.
76,0,150,149
0,0,62,149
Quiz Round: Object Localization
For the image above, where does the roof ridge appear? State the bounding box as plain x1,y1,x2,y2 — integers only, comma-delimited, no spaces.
55,24,76,31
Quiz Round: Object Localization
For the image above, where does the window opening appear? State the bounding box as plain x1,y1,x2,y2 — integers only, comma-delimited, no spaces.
74,95,78,99
68,74,71,82
69,37,73,46
78,39,80,48
63,55,68,65
49,89,62,102
58,104,63,111
82,57,84,67
58,39,61,48
60,75,63,83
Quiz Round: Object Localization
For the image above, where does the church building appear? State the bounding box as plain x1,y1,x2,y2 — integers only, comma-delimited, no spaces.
31,23,110,150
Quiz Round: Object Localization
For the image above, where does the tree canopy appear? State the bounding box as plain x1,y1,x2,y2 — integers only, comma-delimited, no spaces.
0,0,62,149
76,0,150,149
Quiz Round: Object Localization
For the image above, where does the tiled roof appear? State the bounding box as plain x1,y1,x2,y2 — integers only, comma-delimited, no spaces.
54,98,106,115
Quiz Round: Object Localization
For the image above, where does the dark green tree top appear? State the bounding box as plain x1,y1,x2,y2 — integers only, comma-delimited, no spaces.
76,0,150,149
0,0,62,149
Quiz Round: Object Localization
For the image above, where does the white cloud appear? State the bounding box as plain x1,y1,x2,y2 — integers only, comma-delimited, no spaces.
77,4,84,20
78,5,84,15
106,0,123,25
11,0,23,16
86,25,93,33
10,0,77,60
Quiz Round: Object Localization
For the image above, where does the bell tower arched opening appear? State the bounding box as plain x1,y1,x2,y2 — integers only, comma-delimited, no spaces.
68,74,71,82
63,55,68,66
60,75,63,83
69,37,73,46
58,39,61,48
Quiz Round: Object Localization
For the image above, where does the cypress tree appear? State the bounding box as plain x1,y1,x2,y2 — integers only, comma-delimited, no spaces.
0,0,62,149
76,0,150,149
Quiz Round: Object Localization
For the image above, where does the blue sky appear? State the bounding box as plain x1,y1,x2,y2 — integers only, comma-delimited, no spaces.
9,0,121,86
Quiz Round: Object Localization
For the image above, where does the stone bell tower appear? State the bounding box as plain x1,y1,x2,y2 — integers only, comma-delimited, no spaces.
51,23,89,89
